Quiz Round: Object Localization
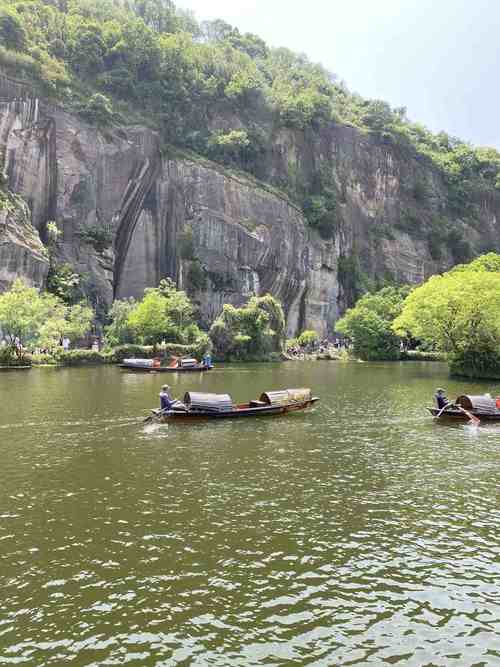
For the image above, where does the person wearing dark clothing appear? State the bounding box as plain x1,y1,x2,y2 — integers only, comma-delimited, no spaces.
435,388,449,410
159,385,173,411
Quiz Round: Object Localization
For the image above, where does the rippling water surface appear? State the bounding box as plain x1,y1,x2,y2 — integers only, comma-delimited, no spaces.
1,362,500,665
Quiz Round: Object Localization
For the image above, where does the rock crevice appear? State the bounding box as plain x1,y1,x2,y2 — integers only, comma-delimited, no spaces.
1,74,499,335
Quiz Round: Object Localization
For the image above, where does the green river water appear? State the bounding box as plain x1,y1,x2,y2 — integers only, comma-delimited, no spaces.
1,361,500,666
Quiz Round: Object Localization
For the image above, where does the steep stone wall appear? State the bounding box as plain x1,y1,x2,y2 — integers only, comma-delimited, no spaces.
0,73,498,336
0,193,48,291
116,159,339,333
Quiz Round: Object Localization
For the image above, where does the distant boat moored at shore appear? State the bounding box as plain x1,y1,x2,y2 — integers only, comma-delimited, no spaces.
120,357,211,373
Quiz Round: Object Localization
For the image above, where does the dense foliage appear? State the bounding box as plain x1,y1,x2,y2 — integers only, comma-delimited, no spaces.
113,278,209,348
336,286,411,361
0,278,93,359
2,0,499,240
297,330,319,347
209,294,285,360
393,253,500,378
103,297,136,346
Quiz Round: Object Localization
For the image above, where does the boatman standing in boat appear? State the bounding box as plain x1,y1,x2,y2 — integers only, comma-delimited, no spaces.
159,384,174,412
435,388,449,410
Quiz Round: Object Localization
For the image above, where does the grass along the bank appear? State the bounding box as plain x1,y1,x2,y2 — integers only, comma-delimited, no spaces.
400,350,446,362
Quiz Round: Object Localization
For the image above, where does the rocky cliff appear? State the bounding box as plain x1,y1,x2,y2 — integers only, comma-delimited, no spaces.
1,73,499,335
0,187,48,292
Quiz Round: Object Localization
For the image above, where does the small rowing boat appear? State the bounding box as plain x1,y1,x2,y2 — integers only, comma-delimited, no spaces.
120,357,211,373
148,388,319,422
120,363,209,373
428,394,500,422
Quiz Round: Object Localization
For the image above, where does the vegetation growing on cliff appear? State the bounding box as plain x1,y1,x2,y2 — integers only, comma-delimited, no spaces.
2,0,499,239
209,294,285,360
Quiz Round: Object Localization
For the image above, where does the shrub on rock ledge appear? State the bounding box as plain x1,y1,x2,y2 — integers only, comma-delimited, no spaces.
209,294,285,361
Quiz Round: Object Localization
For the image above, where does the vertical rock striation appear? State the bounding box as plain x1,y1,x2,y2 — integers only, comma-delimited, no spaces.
0,192,48,291
0,72,499,335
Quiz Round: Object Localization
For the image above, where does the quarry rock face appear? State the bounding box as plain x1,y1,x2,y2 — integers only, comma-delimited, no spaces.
1,73,498,335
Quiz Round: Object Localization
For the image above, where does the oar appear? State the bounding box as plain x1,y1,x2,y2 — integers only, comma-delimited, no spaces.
458,406,480,426
143,408,167,424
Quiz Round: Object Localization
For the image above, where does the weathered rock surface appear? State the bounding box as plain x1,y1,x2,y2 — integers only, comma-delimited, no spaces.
1,72,499,335
0,192,48,291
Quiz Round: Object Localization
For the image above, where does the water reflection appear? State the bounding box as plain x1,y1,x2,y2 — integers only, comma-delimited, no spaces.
0,362,499,664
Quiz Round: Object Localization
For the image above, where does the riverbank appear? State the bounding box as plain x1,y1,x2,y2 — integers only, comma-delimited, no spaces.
0,346,449,369
0,343,203,368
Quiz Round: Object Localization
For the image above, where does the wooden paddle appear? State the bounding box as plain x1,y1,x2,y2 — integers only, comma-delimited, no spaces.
143,408,167,424
457,406,480,426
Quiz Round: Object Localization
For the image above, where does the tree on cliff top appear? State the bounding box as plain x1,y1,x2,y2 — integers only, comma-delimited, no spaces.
0,5,26,50
1,0,500,236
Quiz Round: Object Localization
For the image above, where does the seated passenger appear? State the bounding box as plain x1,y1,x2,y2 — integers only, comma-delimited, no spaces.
159,384,173,411
435,388,449,410
202,352,213,369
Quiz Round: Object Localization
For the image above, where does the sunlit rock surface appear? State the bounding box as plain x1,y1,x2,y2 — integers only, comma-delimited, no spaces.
1,72,498,335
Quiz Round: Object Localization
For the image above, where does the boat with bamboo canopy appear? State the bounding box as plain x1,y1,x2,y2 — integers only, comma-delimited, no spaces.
428,394,500,422
147,388,319,422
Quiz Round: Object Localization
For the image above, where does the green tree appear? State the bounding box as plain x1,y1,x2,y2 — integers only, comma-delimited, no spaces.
127,279,203,344
0,279,94,357
337,286,411,360
157,278,196,336
0,6,26,51
38,299,94,351
127,289,169,344
0,280,50,356
104,298,136,346
297,330,319,347
209,294,285,360
80,93,114,125
393,268,500,356
68,19,106,76
207,129,250,164
451,252,500,274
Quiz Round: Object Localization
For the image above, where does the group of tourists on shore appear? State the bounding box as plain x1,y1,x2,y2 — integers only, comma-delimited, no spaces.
285,338,350,358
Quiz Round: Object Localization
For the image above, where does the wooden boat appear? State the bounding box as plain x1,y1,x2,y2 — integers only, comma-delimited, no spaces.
120,357,211,373
428,394,500,421
120,362,209,373
149,388,319,421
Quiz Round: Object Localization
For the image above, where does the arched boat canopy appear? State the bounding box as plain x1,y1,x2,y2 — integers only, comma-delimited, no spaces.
184,392,233,413
178,358,199,368
260,388,312,406
456,395,499,413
